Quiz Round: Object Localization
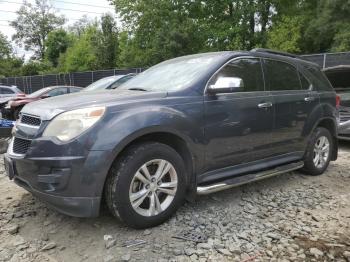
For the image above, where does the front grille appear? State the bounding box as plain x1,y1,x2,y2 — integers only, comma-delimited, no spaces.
340,110,350,123
13,137,31,155
20,114,41,126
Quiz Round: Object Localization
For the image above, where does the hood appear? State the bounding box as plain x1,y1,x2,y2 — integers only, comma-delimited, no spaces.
22,90,167,120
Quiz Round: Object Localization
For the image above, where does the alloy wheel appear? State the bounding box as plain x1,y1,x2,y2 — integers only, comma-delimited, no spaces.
129,159,178,217
313,136,330,169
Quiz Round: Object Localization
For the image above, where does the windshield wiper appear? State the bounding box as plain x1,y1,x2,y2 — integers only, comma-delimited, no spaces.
128,87,148,92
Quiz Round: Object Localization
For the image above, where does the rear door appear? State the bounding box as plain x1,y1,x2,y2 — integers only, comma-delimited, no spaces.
263,59,319,156
204,57,274,172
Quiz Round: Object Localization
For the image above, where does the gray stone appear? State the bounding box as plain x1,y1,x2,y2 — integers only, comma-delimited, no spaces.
309,247,323,257
6,224,19,235
173,249,182,256
143,229,151,235
217,249,232,256
41,242,57,251
103,255,114,262
121,254,131,261
185,248,196,256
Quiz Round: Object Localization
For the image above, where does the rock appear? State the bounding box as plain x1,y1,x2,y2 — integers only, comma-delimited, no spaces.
6,224,19,234
41,242,57,251
0,249,12,261
217,249,232,256
266,233,280,240
185,248,196,256
309,247,323,257
173,249,182,256
143,229,151,235
103,235,116,249
343,251,350,259
104,255,115,262
121,253,131,261
197,243,212,250
190,254,198,261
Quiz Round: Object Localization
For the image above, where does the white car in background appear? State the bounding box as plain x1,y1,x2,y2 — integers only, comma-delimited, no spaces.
82,74,136,92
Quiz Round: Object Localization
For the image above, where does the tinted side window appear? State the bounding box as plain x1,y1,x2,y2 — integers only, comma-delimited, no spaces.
47,88,67,97
264,59,301,91
69,87,81,93
299,72,312,90
3,88,14,94
209,58,264,92
110,76,134,89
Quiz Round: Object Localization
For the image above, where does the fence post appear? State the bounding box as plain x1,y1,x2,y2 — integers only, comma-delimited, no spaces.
323,53,327,69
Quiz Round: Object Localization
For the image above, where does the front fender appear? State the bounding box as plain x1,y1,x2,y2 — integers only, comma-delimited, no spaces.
92,104,205,167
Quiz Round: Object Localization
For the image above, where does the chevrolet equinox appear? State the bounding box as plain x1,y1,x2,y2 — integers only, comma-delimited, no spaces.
4,49,338,228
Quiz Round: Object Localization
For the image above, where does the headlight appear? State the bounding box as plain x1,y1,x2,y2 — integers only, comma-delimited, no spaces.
43,107,105,142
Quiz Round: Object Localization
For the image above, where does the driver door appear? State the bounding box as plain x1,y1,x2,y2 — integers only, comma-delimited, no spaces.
204,58,274,171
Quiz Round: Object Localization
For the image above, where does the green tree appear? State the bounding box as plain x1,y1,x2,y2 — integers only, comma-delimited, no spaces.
10,0,65,60
60,26,99,72
0,32,23,77
266,16,305,53
0,33,13,59
96,14,118,69
45,29,74,67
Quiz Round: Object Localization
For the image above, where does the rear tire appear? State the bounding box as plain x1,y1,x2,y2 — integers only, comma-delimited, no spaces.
301,127,333,176
104,142,187,229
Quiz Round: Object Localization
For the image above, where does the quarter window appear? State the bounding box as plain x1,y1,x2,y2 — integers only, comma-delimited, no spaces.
209,58,264,92
264,59,301,91
299,72,312,90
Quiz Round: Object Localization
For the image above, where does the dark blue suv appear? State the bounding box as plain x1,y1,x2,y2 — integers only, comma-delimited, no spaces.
4,49,338,228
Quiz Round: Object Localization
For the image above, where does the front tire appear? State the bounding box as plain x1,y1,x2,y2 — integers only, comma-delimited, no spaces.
105,142,187,229
301,127,333,176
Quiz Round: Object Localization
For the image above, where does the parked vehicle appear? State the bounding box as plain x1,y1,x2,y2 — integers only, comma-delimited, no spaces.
82,74,136,92
0,85,24,98
2,85,82,120
323,65,350,140
4,49,338,228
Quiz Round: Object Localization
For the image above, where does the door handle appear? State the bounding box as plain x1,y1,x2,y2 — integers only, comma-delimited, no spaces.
258,102,273,108
304,96,315,102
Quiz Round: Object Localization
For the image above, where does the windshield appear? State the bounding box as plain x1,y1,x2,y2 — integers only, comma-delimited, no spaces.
119,53,225,92
27,87,52,98
83,76,123,92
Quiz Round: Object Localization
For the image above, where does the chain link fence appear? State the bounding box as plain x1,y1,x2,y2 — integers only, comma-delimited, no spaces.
1,52,349,94
301,52,350,69
0,68,144,94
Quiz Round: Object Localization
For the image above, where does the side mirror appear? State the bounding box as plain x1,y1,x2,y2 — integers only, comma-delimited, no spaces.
41,94,50,99
208,77,244,94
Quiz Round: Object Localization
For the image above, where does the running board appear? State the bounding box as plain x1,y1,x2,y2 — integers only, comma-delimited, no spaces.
197,161,304,195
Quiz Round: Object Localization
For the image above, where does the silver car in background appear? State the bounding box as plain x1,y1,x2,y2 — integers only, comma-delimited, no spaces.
324,66,350,140
82,74,136,92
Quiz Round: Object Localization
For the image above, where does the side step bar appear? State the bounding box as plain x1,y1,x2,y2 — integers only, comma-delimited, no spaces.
197,161,304,195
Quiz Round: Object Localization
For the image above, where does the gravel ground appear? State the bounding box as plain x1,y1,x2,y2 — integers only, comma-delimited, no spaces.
0,142,350,262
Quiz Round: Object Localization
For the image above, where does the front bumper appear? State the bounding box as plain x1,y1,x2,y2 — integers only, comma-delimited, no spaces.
4,139,113,217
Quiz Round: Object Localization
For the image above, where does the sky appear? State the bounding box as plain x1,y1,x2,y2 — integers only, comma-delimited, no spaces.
0,0,115,58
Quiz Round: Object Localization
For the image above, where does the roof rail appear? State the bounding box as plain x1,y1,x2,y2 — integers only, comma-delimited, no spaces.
251,48,299,58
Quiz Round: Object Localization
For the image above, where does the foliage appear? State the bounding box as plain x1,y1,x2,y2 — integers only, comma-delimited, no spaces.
1,0,350,77
266,16,305,53
10,0,65,59
45,29,74,67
